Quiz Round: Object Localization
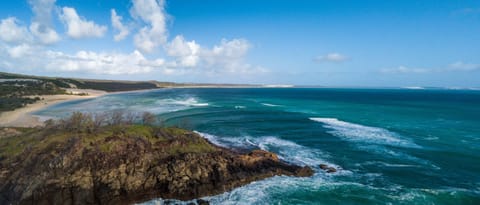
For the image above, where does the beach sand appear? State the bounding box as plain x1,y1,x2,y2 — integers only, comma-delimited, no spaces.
0,89,106,128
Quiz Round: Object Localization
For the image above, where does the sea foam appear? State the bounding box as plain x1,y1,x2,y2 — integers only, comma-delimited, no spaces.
309,118,419,148
163,97,209,107
195,131,334,168
261,103,281,107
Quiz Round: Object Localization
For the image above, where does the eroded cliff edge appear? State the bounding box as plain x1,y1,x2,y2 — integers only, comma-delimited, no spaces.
0,126,313,205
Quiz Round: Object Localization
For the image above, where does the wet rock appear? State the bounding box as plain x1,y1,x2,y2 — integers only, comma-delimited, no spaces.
196,199,210,205
319,164,337,173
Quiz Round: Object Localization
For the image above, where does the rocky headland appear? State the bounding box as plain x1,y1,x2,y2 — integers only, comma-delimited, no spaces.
0,124,313,205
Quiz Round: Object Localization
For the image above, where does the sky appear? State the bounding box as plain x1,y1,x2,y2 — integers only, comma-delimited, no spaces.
0,0,479,87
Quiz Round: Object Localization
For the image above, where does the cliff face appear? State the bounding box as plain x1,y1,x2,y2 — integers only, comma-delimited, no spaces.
0,126,313,205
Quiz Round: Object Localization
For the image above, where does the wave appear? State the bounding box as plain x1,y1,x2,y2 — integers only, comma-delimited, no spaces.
234,105,246,109
310,118,438,168
261,103,281,107
309,118,420,148
402,86,425,90
361,161,420,168
162,97,209,107
195,131,335,168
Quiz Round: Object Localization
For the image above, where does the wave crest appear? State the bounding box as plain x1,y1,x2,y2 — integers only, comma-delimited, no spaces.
310,117,419,148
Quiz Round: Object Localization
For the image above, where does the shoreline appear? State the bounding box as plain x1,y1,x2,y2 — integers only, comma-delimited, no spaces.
0,89,107,128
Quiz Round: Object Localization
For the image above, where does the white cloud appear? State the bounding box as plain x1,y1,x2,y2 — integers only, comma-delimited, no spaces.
164,36,265,74
130,0,168,53
166,35,200,67
29,22,60,44
28,0,60,44
0,17,31,44
46,50,165,74
449,61,480,71
314,53,349,63
111,9,130,41
201,38,261,74
60,7,107,39
0,43,168,75
7,44,34,58
380,66,430,74
0,0,265,78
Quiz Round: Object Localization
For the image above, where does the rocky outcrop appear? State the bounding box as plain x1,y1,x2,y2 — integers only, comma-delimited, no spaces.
0,127,313,205
319,164,337,173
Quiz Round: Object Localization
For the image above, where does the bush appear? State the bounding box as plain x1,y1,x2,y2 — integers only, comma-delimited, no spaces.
141,112,156,125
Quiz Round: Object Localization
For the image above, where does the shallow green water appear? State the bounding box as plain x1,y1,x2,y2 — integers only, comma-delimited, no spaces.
37,88,480,204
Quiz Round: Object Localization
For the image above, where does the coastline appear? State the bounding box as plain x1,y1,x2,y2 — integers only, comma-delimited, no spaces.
0,89,106,128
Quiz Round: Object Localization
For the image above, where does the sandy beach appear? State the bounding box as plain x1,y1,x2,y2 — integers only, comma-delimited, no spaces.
0,89,106,128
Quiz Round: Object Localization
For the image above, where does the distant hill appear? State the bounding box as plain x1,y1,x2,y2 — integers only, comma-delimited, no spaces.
0,72,162,92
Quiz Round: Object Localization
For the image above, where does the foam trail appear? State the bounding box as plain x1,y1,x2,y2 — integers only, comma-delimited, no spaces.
261,103,281,107
310,118,420,148
310,118,438,168
163,97,209,107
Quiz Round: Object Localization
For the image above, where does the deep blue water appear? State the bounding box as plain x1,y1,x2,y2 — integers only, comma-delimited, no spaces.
36,88,480,204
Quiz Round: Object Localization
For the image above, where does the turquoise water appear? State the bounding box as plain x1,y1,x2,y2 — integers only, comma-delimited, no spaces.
36,88,480,204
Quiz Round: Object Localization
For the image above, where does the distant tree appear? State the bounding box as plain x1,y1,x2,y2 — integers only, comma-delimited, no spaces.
110,110,125,125
124,112,138,125
65,112,94,133
83,113,94,133
141,112,156,125
68,112,85,132
93,112,108,130
44,119,56,128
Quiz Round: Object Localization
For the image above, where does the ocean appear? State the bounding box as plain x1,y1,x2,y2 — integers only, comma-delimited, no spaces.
35,88,480,204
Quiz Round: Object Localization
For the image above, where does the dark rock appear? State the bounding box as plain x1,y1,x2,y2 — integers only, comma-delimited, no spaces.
319,164,337,173
196,199,210,205
326,167,337,173
319,164,328,170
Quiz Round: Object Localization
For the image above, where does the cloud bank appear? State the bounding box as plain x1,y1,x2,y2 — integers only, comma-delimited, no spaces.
0,0,266,78
0,0,268,76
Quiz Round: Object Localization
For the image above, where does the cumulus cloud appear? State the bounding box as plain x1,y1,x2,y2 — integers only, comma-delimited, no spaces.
201,38,261,74
165,35,200,67
380,66,430,74
130,0,168,53
0,0,265,78
0,18,31,44
7,44,34,58
28,0,60,44
314,53,349,63
111,9,130,41
46,50,166,74
164,36,265,74
29,22,60,44
0,43,169,75
60,7,107,39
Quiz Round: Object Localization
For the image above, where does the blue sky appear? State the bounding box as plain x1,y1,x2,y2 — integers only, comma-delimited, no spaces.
0,0,479,87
